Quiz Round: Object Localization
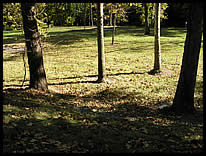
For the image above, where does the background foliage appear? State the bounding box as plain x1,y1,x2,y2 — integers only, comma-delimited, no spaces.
3,3,188,31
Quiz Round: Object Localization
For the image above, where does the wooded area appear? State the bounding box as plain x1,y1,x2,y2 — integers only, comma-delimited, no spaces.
3,3,203,153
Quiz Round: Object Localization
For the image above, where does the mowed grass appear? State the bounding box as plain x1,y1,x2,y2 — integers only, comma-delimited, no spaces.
3,26,203,153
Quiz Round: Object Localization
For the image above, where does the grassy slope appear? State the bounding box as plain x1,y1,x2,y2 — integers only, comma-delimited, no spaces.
3,26,203,153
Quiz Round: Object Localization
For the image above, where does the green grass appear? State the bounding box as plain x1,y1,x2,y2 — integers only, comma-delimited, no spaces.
3,26,203,153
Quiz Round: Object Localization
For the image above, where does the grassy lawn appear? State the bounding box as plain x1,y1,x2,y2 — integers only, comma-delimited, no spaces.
3,26,203,153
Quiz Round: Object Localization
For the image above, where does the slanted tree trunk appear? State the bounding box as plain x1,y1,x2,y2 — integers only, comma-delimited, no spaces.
144,3,150,35
172,3,203,114
153,3,161,72
97,3,105,82
21,3,48,91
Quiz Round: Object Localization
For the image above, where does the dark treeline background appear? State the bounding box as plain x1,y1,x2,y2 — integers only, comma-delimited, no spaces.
3,3,188,31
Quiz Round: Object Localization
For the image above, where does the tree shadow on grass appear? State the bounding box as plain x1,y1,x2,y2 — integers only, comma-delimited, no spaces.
3,50,23,62
46,28,97,46
3,54,23,62
3,36,24,45
3,87,203,153
3,27,187,47
4,71,147,88
48,72,147,85
146,27,186,37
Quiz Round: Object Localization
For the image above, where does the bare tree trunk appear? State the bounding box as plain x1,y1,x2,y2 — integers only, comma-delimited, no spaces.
97,3,105,82
172,3,203,114
112,12,117,45
153,3,161,72
144,3,150,35
84,3,87,30
90,3,93,27
76,3,79,26
21,3,48,91
109,5,113,26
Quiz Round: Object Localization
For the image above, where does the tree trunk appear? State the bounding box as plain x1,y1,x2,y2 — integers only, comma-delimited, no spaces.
90,3,93,27
84,3,87,30
153,3,161,72
97,3,105,82
172,3,203,114
144,3,150,35
21,3,48,91
109,5,113,26
76,3,79,26
112,12,117,45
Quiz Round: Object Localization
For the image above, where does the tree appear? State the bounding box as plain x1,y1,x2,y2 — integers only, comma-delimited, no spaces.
83,3,87,30
97,3,105,82
107,3,127,45
172,3,203,114
89,3,94,27
21,3,48,91
144,3,150,35
153,3,161,72
112,10,117,45
135,3,168,33
109,4,113,26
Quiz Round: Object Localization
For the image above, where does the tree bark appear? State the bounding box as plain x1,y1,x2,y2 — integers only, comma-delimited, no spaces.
84,3,87,30
112,12,117,45
97,3,105,82
89,3,93,27
21,3,48,91
144,3,150,35
172,3,203,114
109,5,113,26
153,3,161,72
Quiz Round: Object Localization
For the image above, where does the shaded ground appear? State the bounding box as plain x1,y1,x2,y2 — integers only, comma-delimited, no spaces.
3,87,203,153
